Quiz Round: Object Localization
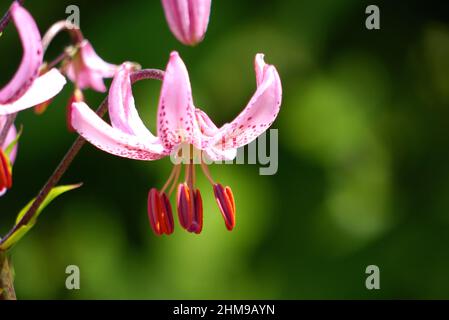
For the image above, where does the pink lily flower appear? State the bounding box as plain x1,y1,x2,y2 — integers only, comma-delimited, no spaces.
0,2,66,116
64,39,117,92
0,116,18,196
161,0,212,46
70,52,282,235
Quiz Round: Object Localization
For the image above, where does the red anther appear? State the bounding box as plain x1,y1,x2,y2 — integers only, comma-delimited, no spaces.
213,184,236,231
177,183,191,230
147,188,174,236
0,150,12,191
160,192,175,234
188,189,203,234
176,183,203,234
34,98,53,114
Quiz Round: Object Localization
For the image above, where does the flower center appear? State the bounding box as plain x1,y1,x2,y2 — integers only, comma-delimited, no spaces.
147,144,236,236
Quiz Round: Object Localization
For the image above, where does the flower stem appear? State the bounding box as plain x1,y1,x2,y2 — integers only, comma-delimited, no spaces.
42,20,84,53
0,252,16,300
0,69,164,248
45,50,70,71
0,0,24,34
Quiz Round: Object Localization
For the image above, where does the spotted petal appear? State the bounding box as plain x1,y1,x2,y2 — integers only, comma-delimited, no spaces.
157,52,198,151
209,54,282,158
71,102,167,160
0,2,43,104
0,69,67,115
109,63,157,141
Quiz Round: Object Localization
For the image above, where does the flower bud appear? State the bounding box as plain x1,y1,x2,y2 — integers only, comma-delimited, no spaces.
161,0,211,46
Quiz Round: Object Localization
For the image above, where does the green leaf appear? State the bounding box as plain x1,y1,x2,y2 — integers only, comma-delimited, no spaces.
0,184,82,251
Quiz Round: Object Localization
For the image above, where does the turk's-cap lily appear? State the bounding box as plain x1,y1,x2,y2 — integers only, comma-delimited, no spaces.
64,39,117,93
0,2,66,115
70,51,282,235
161,0,212,46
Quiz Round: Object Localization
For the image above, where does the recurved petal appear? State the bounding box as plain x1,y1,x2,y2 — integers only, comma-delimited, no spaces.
109,63,157,140
195,108,218,137
71,101,167,160
80,40,117,77
0,69,67,115
0,2,43,104
157,52,196,150
211,54,282,152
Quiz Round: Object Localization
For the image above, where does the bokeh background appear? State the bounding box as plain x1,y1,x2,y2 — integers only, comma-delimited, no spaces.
1,0,449,299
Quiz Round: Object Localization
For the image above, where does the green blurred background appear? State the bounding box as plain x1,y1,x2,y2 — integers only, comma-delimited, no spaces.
1,0,449,299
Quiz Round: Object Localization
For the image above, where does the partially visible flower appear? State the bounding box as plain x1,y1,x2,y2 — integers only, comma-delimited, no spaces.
64,40,117,92
70,52,282,235
0,2,66,116
161,0,212,46
0,116,18,197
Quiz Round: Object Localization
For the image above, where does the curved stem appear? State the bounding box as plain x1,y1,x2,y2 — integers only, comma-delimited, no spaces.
0,0,24,34
45,50,70,71
0,69,164,248
42,20,83,52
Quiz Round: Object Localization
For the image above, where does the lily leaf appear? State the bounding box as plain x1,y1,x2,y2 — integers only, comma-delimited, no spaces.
0,183,82,251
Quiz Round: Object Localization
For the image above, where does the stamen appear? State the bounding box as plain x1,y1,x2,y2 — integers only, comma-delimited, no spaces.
200,160,215,185
160,192,175,234
213,184,236,231
177,183,191,230
161,164,181,194
0,150,12,191
147,188,174,236
190,189,203,234
176,183,203,234
168,165,181,196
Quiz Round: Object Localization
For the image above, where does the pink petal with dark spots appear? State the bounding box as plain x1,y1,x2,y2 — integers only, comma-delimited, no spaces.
0,69,67,115
71,101,167,161
0,2,43,104
157,52,198,150
209,54,282,158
